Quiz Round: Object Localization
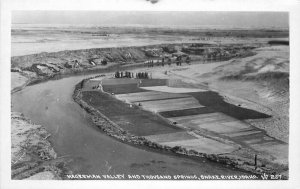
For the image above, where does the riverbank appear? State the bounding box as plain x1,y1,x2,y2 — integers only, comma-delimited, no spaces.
11,75,71,180
11,112,70,179
73,77,287,179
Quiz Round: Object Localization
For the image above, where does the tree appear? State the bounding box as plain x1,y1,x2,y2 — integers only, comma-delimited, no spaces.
186,56,191,64
101,59,108,65
168,58,171,66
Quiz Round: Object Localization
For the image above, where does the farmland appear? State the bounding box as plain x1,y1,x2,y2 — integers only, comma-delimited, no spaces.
79,73,288,175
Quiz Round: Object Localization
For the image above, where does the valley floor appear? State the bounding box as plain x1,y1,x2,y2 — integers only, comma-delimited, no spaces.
78,45,289,176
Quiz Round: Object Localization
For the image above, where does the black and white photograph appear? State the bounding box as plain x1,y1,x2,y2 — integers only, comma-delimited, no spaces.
1,0,300,188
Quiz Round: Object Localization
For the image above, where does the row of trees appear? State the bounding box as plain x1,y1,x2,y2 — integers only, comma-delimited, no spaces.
136,72,149,79
115,71,134,78
114,71,150,79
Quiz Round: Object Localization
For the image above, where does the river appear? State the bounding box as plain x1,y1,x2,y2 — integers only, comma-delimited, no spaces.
11,72,254,178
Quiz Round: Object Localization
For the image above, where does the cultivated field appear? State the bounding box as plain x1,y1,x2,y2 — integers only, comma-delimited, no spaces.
81,90,182,136
116,91,189,102
81,72,288,175
137,97,204,112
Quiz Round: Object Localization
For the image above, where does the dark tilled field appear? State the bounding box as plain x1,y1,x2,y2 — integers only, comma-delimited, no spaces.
188,91,271,120
102,84,147,94
153,91,271,120
82,91,182,136
101,78,166,86
101,78,167,94
139,79,167,87
102,78,139,85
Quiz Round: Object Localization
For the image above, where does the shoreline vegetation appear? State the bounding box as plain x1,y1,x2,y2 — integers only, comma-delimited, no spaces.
11,40,289,179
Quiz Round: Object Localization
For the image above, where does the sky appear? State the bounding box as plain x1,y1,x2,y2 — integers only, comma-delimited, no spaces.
12,11,289,29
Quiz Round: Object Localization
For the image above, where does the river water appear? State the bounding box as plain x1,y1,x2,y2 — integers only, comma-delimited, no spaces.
11,72,255,178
